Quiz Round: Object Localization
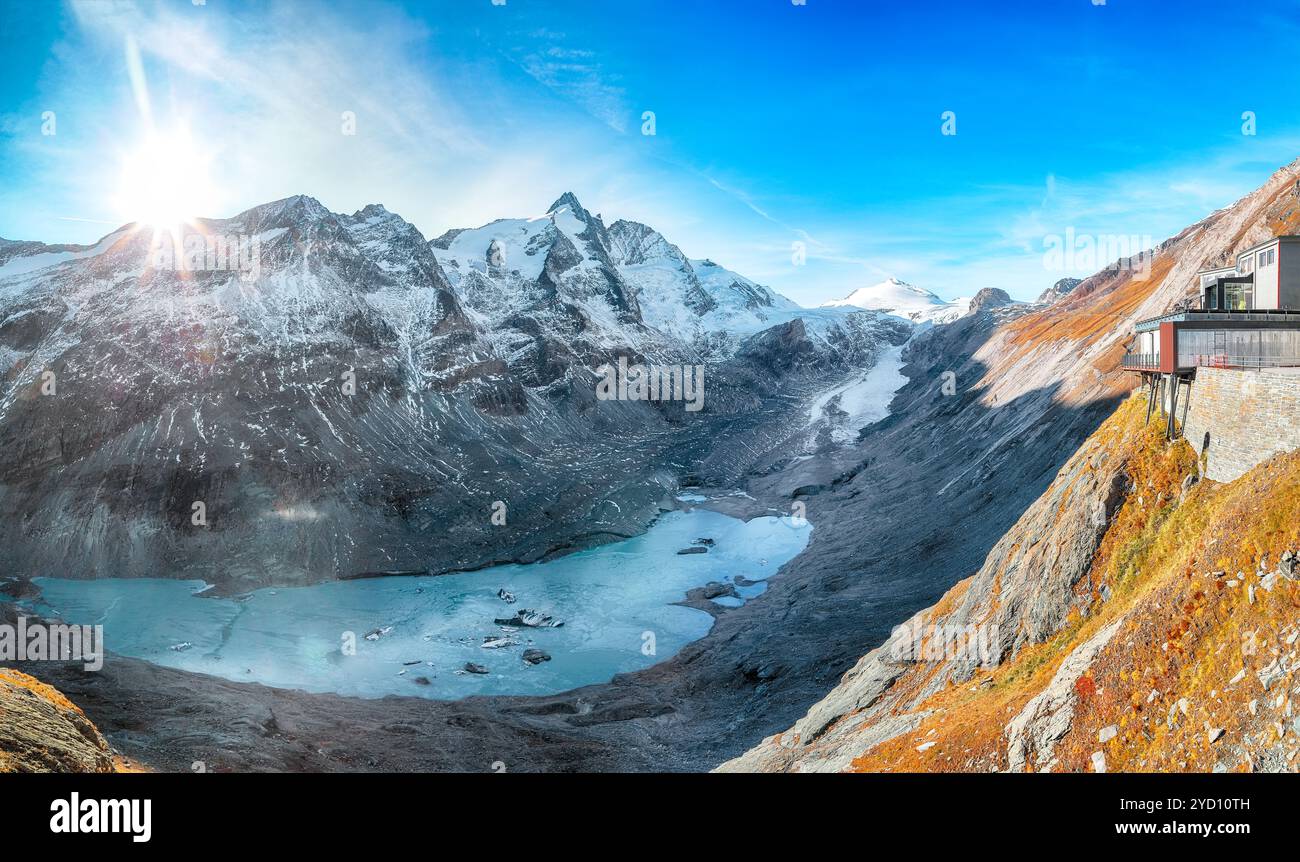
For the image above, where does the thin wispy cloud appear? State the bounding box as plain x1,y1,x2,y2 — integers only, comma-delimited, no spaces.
512,32,630,133
8,1,649,246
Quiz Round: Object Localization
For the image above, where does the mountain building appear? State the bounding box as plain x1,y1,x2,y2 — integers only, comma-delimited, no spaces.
1125,236,1300,380
1124,235,1300,478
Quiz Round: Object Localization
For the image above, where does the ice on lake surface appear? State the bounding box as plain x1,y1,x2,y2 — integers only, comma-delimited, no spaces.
31,510,809,700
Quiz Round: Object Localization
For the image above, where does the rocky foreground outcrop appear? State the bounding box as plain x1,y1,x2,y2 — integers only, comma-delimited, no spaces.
0,668,114,772
721,394,1300,772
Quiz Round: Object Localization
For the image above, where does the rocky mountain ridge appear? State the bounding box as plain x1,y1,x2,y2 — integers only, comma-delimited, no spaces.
0,192,909,592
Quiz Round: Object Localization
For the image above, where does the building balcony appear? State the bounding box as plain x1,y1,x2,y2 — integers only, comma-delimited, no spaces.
1121,353,1161,371
1123,351,1300,373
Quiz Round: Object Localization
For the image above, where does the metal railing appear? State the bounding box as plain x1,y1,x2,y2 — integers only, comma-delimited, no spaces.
1136,308,1300,331
1121,353,1161,370
1122,352,1300,371
1188,354,1300,370
1185,310,1300,322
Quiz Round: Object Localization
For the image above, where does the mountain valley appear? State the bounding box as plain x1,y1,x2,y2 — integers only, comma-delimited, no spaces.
7,157,1300,773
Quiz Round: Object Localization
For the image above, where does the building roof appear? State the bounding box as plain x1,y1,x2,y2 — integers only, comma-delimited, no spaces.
1135,308,1300,333
1195,235,1300,277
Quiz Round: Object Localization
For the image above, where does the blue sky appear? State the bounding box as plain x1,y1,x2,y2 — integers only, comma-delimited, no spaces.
3,0,1300,304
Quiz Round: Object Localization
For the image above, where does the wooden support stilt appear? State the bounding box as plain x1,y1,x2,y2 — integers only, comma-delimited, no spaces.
1145,373,1157,423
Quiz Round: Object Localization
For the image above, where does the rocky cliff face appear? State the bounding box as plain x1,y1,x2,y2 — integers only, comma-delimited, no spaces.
1,672,120,775
1036,277,1082,305
722,396,1300,772
967,286,1014,313
0,668,115,772
718,396,1174,771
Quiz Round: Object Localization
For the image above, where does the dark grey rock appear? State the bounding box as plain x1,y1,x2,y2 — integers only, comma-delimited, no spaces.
696,582,734,600
522,649,551,666
1036,277,1082,305
968,287,1014,313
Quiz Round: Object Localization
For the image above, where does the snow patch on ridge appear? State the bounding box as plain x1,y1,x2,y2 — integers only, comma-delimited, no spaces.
0,229,134,279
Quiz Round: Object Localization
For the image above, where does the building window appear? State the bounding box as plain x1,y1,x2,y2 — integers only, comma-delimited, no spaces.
1225,284,1250,310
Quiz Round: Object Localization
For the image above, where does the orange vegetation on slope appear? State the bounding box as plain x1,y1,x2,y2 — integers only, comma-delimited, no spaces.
849,396,1300,773
0,667,79,713
1246,183,1300,250
0,668,144,773
1005,256,1175,362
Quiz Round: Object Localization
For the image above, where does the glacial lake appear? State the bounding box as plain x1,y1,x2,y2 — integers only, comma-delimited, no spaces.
28,509,810,700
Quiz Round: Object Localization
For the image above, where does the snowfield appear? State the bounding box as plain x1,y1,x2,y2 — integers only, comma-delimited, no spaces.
822,276,970,325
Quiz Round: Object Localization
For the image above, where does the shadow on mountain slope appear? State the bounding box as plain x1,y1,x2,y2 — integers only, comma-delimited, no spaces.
6,304,1123,772
22,152,1300,770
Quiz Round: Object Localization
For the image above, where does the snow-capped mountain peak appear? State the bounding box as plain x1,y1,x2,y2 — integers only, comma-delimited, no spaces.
821,277,970,324
237,193,334,233
430,195,816,358
547,191,591,221
0,191,916,587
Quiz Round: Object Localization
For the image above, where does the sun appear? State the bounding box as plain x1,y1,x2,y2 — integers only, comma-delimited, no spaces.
115,125,217,236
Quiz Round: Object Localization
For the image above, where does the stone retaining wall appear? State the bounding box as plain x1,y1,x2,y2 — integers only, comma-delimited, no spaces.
1182,367,1300,482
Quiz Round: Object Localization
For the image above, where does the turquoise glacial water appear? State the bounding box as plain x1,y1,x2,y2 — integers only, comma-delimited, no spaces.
30,509,810,700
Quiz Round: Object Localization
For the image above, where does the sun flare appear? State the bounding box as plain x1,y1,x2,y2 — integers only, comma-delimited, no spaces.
115,126,217,236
